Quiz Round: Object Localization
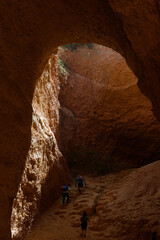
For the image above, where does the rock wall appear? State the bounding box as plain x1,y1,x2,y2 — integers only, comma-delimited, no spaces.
11,53,70,239
59,45,160,172
0,1,160,239
90,160,160,240
19,160,160,240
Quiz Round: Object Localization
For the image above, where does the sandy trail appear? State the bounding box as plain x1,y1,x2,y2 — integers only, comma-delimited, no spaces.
25,174,117,240
21,161,160,240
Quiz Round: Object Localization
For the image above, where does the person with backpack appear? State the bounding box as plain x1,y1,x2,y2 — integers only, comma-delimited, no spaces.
75,175,86,192
80,211,89,237
62,184,71,204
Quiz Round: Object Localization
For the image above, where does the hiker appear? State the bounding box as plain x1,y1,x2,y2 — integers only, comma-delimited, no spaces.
80,211,89,237
75,175,86,192
152,232,158,240
62,184,71,204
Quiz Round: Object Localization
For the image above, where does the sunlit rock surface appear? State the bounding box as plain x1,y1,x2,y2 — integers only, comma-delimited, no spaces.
11,54,70,239
59,44,160,172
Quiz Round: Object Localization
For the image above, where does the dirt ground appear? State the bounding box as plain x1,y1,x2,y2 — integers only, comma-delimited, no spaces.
25,161,160,240
25,174,119,240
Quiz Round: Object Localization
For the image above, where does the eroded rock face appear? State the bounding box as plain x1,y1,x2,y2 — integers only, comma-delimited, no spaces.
21,161,160,240
68,162,160,240
59,45,160,172
0,1,160,239
92,161,160,240
11,53,70,239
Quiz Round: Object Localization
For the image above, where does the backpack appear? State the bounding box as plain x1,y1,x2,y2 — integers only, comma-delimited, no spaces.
62,186,68,191
79,176,83,183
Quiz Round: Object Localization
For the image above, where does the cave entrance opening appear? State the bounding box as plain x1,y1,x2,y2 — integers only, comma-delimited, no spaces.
11,43,160,240
58,43,160,176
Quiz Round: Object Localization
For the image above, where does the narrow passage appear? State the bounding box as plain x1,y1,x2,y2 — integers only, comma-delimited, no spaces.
25,174,124,240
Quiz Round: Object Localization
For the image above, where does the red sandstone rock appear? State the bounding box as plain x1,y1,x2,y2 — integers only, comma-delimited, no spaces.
93,160,160,240
59,44,160,171
24,161,160,240
0,1,160,239
11,54,70,239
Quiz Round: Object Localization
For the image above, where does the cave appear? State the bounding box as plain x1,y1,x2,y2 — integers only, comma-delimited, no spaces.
1,1,160,240
11,44,160,240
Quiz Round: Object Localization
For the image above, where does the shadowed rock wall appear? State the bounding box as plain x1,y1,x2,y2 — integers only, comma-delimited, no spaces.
59,45,160,172
0,1,160,239
90,160,160,240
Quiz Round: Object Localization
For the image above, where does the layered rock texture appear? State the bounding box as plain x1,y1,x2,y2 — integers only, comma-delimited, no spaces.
11,53,70,239
25,161,160,240
59,44,160,172
92,160,160,240
0,1,160,239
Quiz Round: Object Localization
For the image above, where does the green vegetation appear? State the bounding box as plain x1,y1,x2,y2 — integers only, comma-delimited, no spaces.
58,57,71,76
63,43,94,51
58,43,94,76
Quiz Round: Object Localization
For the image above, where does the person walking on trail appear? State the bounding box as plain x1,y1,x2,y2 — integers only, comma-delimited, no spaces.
80,211,89,237
152,232,158,240
75,175,86,192
62,184,71,204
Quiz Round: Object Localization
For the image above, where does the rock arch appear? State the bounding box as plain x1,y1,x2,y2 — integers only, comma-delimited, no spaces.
0,1,160,239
